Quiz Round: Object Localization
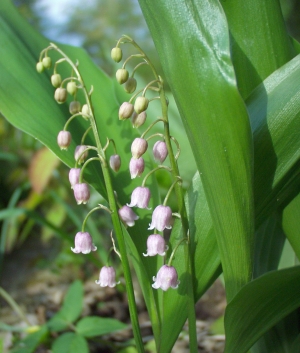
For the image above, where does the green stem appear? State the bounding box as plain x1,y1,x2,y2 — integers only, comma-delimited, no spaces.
49,43,145,352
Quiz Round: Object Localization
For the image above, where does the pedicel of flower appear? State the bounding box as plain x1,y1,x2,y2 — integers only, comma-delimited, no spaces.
71,231,97,254
127,186,151,209
153,141,168,163
57,130,71,150
73,183,90,204
69,168,81,189
152,265,180,291
129,157,145,179
148,205,172,231
143,234,168,257
118,205,139,227
95,266,120,287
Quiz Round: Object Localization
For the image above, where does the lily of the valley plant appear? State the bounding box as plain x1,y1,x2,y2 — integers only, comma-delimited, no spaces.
1,0,300,352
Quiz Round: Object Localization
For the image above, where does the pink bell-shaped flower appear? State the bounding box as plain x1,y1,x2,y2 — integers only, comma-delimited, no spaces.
57,130,71,150
118,205,139,227
110,154,121,172
131,138,148,159
73,183,90,204
143,234,168,257
127,187,151,209
148,205,172,231
119,102,134,120
95,266,120,287
129,157,145,179
71,231,97,254
69,168,81,189
153,141,168,163
74,145,88,164
152,265,180,291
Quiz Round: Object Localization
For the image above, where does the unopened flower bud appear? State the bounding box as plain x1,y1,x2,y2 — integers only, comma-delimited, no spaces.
131,138,148,159
71,231,97,254
51,74,62,88
134,96,149,114
111,47,122,63
110,154,121,172
148,205,172,231
67,81,77,95
129,157,145,178
81,104,90,119
143,234,168,257
132,111,147,128
54,87,67,104
153,141,168,163
152,265,180,291
124,77,137,93
118,205,139,227
69,168,81,189
95,266,120,287
42,56,52,69
116,69,129,84
57,130,71,150
119,102,134,120
36,62,44,73
69,101,81,114
127,186,151,209
74,145,88,164
73,183,90,204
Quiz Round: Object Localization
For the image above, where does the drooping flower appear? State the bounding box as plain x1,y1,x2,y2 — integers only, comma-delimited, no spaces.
127,186,151,209
57,130,71,150
71,231,97,254
134,96,149,114
74,145,88,164
110,154,121,172
95,266,120,287
143,234,168,257
119,102,134,120
73,183,90,204
118,205,139,227
69,168,81,189
129,157,145,179
69,101,81,114
131,138,148,159
152,265,180,291
153,141,168,163
54,87,67,104
131,111,147,128
148,205,172,231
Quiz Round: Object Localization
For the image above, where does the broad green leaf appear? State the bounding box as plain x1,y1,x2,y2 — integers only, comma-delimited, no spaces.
76,316,127,338
248,54,300,226
47,280,83,332
11,325,48,353
52,332,88,353
138,0,254,304
221,0,296,99
224,266,300,353
282,192,300,260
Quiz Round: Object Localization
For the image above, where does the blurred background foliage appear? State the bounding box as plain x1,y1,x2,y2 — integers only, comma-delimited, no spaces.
1,0,300,269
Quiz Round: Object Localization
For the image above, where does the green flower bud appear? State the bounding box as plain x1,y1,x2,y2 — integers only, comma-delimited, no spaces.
54,87,67,104
124,77,137,94
69,101,81,114
67,81,77,96
132,111,147,128
42,56,52,69
116,69,129,84
51,74,62,88
36,62,44,73
81,104,90,119
134,96,149,114
111,47,122,63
